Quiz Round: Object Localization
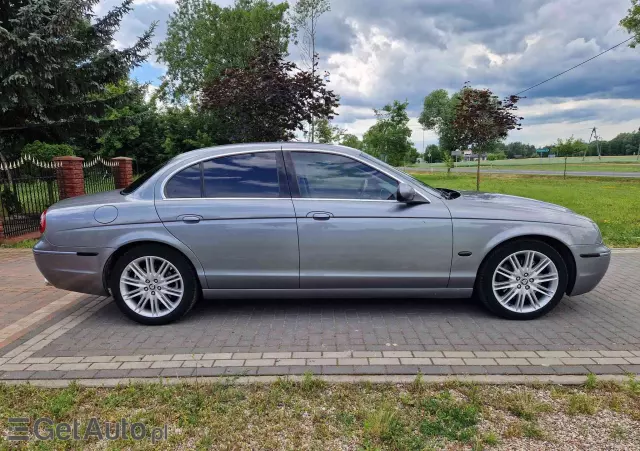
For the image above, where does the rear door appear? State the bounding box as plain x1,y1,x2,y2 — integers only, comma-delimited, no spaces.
155,150,299,289
285,150,453,289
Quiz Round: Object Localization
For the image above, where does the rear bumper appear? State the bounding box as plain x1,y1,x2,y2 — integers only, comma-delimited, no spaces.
33,238,112,296
568,243,611,296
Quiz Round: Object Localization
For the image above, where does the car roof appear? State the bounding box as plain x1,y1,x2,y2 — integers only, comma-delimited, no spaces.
170,142,362,162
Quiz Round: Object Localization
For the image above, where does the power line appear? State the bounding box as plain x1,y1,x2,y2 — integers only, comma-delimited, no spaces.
514,36,634,96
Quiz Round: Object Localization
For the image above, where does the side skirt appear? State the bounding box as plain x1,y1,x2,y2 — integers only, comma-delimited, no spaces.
201,288,473,300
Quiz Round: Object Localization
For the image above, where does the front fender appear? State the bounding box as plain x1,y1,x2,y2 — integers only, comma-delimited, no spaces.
448,219,589,289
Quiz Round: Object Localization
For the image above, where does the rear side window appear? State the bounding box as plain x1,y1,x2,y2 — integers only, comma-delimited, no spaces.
202,152,281,198
165,164,202,198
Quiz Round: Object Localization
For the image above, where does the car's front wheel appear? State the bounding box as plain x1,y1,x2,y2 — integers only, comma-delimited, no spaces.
111,244,199,325
476,240,568,320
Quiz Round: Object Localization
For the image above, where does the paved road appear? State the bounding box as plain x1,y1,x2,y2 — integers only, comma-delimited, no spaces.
1,250,639,380
405,167,640,178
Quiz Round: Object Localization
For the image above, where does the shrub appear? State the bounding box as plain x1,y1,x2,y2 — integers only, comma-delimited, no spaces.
22,141,75,161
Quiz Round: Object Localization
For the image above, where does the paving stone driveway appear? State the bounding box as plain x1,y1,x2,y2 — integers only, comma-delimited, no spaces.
1,251,640,380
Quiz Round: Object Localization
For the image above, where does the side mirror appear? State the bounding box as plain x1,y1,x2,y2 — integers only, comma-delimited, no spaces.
396,183,416,203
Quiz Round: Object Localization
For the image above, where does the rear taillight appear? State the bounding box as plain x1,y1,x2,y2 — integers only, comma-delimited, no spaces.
40,209,47,234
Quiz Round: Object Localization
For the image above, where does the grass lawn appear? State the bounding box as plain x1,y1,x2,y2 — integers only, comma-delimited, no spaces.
0,238,38,248
413,155,640,171
411,173,640,248
1,376,639,449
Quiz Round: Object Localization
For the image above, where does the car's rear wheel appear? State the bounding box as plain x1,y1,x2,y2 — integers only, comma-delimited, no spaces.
476,240,568,320
111,244,199,325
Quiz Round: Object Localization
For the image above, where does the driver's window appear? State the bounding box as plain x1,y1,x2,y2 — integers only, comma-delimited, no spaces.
290,152,398,200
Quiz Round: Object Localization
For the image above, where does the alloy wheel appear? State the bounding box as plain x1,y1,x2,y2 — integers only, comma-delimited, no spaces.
491,250,559,314
119,256,184,318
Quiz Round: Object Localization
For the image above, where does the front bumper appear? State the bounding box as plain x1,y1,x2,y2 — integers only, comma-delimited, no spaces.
568,243,611,296
33,238,112,296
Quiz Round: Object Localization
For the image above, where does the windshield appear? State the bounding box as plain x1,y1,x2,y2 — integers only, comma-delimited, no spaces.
121,162,169,195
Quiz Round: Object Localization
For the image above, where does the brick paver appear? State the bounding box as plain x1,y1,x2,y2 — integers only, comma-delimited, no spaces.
0,249,88,347
1,251,639,380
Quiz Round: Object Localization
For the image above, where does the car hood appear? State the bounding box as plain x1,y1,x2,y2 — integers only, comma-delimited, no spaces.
444,190,592,227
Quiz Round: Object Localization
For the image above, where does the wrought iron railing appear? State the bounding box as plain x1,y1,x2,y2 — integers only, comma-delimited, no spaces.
0,155,64,238
83,156,117,195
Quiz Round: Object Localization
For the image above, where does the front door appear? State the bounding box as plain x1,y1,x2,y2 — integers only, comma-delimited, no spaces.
155,150,299,289
285,150,452,289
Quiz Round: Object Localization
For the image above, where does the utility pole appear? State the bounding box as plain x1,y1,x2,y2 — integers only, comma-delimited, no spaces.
584,127,602,160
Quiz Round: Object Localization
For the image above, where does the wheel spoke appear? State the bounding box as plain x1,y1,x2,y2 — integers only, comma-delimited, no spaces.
123,287,144,300
162,287,182,298
494,280,518,290
531,283,554,297
145,257,154,275
531,257,551,276
536,275,558,284
135,295,149,312
157,291,176,310
509,255,521,272
163,274,181,285
523,251,534,272
496,268,516,279
157,260,169,277
526,290,541,309
130,262,148,281
498,288,518,306
122,276,146,288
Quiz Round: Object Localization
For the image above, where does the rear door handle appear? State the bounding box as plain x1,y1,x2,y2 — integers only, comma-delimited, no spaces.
311,213,332,221
179,215,202,224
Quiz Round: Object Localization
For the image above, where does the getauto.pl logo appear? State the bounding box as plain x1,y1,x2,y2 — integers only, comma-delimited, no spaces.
5,417,168,443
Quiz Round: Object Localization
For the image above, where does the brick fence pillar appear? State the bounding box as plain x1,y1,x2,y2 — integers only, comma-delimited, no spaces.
112,157,134,189
53,156,85,199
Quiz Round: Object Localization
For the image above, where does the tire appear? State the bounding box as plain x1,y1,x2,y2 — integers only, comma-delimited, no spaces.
476,239,568,320
110,244,199,325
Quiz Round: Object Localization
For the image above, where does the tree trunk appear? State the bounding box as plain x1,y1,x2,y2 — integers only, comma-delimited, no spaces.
0,151,13,186
564,157,567,179
476,152,481,191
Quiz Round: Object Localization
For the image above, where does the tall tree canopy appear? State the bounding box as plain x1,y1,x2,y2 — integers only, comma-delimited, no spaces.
200,36,339,142
363,100,416,166
290,0,330,142
157,0,290,101
0,0,154,157
418,89,461,154
621,0,640,47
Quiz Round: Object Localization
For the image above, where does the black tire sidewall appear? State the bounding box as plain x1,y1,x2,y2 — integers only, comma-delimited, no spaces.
477,240,568,320
110,244,198,325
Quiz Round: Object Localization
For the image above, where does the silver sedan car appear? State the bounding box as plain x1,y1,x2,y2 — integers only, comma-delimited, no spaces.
34,143,610,325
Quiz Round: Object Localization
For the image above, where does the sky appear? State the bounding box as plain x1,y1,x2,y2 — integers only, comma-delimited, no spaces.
99,0,640,149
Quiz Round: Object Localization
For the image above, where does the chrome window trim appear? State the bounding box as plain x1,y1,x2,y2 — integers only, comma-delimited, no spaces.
158,147,431,203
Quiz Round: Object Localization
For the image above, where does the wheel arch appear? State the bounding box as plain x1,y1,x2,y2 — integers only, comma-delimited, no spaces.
477,234,577,295
103,240,205,293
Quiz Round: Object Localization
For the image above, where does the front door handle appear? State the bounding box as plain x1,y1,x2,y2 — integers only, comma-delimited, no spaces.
179,215,202,224
312,213,332,221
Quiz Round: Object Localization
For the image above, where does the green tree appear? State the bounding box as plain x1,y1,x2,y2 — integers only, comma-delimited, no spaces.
487,151,506,161
452,83,523,190
157,0,290,101
424,144,441,162
314,117,345,144
555,136,588,178
418,89,461,154
621,0,640,47
21,141,75,160
363,100,415,166
340,134,362,150
290,0,331,142
200,36,339,142
0,0,154,159
505,142,535,159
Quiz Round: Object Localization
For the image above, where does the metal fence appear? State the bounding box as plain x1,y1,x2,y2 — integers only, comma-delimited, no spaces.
83,156,117,194
0,155,63,238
